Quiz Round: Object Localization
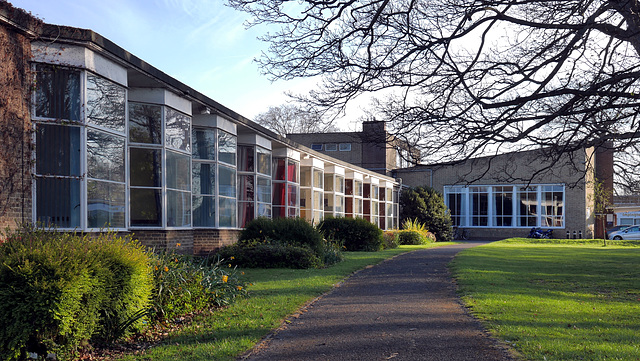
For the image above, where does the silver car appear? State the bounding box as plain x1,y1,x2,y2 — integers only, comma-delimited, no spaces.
608,225,640,240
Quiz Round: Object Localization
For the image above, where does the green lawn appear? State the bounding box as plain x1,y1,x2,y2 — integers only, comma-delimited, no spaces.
117,243,455,361
450,239,640,361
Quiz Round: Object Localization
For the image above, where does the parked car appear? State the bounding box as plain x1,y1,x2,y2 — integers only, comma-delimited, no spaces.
608,225,640,240
605,225,629,239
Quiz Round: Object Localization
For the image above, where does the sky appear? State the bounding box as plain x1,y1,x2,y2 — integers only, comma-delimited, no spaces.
10,0,348,126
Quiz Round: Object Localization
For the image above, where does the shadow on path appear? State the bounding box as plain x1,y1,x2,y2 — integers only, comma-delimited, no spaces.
242,242,517,361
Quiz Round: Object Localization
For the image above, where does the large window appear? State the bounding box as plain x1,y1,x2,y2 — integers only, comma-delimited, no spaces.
129,102,191,228
34,65,126,229
192,128,237,228
238,145,272,227
273,157,299,218
444,184,565,228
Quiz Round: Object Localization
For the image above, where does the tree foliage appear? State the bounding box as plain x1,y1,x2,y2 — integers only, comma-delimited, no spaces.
227,0,640,184
254,103,340,136
399,186,452,242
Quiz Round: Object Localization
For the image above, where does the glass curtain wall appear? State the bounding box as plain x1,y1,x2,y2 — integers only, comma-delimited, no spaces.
33,64,127,229
272,157,299,218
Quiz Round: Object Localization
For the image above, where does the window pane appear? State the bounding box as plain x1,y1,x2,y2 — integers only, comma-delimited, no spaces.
300,167,311,186
239,201,254,227
87,180,125,228
287,160,298,183
238,175,255,201
130,188,162,226
325,143,337,151
35,64,80,121
86,73,125,132
518,186,538,227
339,143,351,151
36,178,80,228
313,169,323,189
273,158,286,180
324,174,334,191
541,187,564,227
192,162,215,195
192,128,216,160
129,103,162,144
313,190,323,211
130,148,162,187
470,187,488,226
87,129,125,182
257,147,271,175
193,195,215,227
336,175,345,193
166,150,190,191
273,183,286,206
273,206,286,218
257,203,271,218
494,186,513,227
238,145,255,172
218,130,237,165
219,165,237,198
257,177,271,203
167,190,191,227
36,124,81,177
287,184,298,207
165,107,191,151
219,197,237,227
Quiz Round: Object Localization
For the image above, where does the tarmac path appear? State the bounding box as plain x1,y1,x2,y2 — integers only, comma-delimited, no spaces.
242,242,516,361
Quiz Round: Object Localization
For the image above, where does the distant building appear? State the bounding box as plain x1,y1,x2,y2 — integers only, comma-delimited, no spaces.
288,121,420,177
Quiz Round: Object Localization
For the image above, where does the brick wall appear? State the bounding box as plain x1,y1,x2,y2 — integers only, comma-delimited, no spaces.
193,229,241,256
0,5,38,231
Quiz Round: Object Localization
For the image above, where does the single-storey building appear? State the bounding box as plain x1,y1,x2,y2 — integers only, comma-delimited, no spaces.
0,2,400,255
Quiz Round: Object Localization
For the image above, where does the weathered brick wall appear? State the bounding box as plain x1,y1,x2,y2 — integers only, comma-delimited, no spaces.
0,5,39,231
130,229,195,255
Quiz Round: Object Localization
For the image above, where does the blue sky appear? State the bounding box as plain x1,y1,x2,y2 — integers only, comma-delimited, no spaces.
11,0,321,122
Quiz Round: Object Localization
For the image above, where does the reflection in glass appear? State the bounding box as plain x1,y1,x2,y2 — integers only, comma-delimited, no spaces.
165,107,191,151
219,197,237,227
192,163,215,195
130,188,162,226
288,160,298,183
239,201,254,227
219,165,237,198
193,195,215,227
167,190,191,227
36,124,81,177
87,129,125,182
218,131,237,165
192,128,216,160
257,177,271,203
36,178,80,228
238,145,255,172
130,148,162,187
257,147,271,175
273,158,286,180
35,64,80,121
87,74,125,132
166,151,190,191
129,103,161,144
88,180,125,228
238,175,255,201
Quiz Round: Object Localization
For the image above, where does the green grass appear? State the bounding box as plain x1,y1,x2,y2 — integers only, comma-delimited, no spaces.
450,239,640,361
117,243,455,361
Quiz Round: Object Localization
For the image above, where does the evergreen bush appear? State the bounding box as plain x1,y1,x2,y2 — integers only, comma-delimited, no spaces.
397,230,428,245
239,217,325,257
217,242,323,269
399,186,453,242
318,217,384,252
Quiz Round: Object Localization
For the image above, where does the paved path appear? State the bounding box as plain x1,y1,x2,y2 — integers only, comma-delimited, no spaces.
242,242,516,361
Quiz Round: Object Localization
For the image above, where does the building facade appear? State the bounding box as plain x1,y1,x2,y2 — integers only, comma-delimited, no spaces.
0,2,400,255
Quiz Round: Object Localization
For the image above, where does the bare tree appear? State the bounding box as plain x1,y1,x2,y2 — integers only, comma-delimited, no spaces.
227,0,640,182
254,104,340,136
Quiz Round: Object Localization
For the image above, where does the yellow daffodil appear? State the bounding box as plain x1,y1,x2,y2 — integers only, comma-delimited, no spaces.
222,275,229,283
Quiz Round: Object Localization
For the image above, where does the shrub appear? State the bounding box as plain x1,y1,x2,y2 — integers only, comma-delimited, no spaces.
0,226,153,361
217,242,322,269
397,230,428,245
382,231,399,249
400,186,453,242
318,217,384,252
150,252,247,322
239,217,325,257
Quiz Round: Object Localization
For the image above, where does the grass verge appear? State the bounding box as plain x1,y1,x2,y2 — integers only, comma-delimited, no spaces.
117,243,456,361
450,238,640,361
